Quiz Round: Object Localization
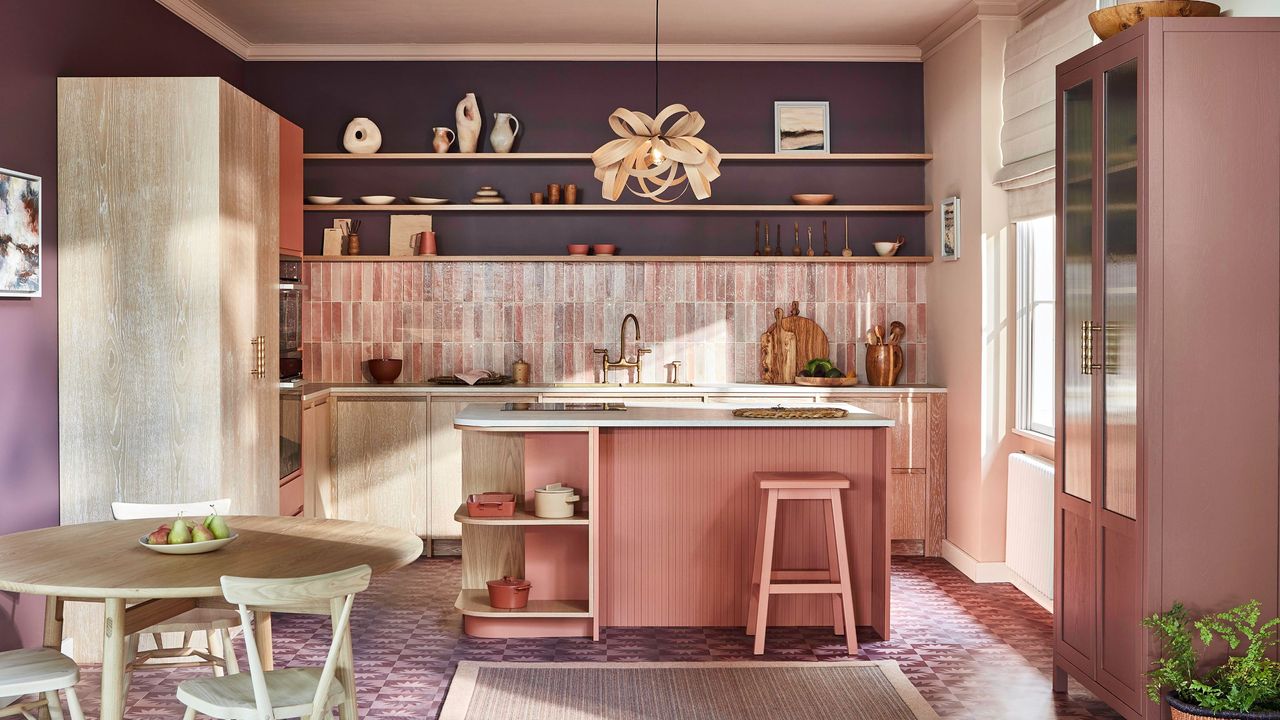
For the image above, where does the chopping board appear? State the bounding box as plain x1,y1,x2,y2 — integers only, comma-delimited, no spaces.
759,302,829,383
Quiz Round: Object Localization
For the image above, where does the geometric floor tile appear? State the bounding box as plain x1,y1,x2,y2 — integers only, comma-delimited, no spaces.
69,557,1122,719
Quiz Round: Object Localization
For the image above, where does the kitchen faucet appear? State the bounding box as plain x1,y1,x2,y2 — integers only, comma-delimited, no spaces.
594,313,651,383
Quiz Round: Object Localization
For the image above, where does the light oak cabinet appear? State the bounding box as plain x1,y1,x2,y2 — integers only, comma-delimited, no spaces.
57,77,281,521
330,398,428,539
301,396,333,520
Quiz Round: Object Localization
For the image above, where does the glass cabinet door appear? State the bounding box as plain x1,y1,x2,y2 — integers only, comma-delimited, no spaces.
1102,60,1140,520
1062,79,1095,503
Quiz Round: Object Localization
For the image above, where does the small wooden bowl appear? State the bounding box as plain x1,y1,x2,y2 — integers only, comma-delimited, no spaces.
592,244,616,256
791,193,835,206
794,375,859,387
367,358,403,384
567,244,590,256
1088,1,1219,40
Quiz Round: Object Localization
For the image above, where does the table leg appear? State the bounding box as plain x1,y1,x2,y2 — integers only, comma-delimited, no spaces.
42,596,63,650
253,611,274,671
100,598,127,720
331,604,358,720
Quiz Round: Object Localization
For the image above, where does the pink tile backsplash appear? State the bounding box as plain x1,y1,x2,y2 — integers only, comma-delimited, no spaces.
302,261,928,385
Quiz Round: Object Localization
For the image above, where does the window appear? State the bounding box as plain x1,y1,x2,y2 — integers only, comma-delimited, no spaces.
1017,216,1056,439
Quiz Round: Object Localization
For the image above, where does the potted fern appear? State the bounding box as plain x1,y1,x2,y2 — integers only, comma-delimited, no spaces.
1145,600,1280,718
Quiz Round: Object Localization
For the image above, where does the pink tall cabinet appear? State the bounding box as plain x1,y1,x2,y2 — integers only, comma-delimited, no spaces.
1053,18,1280,720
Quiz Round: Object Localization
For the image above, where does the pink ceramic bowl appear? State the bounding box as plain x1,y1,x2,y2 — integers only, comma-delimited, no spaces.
593,244,617,255
567,244,590,256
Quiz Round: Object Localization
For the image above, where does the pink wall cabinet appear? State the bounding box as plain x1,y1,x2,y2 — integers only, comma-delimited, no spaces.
1053,18,1280,720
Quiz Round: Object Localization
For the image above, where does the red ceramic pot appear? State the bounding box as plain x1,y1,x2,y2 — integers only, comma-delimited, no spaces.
486,576,532,609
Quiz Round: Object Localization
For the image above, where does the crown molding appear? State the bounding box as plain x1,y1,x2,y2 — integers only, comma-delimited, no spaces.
918,0,1025,61
241,42,922,62
155,0,251,58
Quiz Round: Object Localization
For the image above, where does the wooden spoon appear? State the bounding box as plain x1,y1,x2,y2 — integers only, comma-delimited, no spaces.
866,329,878,346
873,324,885,345
888,321,906,345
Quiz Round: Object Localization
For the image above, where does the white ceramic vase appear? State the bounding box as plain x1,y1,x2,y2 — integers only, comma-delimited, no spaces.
342,117,382,154
455,93,481,153
489,112,520,153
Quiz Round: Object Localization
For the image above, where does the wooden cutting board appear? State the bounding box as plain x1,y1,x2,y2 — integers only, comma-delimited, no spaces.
779,301,830,373
758,307,797,384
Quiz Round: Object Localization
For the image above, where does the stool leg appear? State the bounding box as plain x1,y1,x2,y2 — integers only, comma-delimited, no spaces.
746,493,769,636
822,499,845,636
753,489,780,655
828,489,858,654
64,687,85,720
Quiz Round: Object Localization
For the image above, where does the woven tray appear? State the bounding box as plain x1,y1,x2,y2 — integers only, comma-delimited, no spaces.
428,374,513,386
732,406,849,420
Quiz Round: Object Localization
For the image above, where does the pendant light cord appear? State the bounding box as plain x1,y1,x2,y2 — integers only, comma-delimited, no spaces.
654,0,660,116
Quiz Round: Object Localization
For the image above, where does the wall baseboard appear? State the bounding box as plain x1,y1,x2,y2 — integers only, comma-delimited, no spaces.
940,539,1052,612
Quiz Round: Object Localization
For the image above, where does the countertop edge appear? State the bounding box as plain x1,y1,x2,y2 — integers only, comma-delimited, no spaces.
297,382,946,403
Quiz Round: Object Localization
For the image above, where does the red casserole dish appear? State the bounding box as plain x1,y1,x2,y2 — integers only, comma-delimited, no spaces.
467,493,516,517
486,576,532,609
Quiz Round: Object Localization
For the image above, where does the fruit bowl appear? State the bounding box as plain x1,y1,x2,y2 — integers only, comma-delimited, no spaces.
139,532,238,555
794,375,859,387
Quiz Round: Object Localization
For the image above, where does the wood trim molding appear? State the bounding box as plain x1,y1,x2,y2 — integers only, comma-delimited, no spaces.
242,42,922,63
918,0,1028,61
153,0,252,59
940,539,1012,583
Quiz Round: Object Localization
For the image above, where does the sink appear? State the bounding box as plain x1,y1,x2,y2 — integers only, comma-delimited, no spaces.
550,383,694,388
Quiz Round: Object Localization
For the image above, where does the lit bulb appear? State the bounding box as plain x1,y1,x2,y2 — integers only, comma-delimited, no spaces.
647,145,664,166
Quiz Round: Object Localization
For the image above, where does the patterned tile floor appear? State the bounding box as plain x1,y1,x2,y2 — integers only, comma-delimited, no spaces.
73,557,1122,719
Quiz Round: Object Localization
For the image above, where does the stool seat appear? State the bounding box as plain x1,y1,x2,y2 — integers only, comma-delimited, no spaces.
753,471,849,489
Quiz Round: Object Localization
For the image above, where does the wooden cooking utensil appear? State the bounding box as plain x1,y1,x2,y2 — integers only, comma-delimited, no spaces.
762,222,773,256
866,329,879,346
888,321,906,345
754,220,762,256
806,226,815,257
822,220,831,256
775,225,783,256
841,217,852,257
873,324,885,345
792,223,802,256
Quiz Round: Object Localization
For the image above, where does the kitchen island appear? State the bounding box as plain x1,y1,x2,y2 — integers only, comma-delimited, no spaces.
452,402,893,641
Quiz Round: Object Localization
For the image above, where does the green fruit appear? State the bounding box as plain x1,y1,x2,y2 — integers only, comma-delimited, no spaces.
803,358,827,374
206,514,231,540
826,368,844,378
191,523,215,543
799,369,811,377
168,518,192,544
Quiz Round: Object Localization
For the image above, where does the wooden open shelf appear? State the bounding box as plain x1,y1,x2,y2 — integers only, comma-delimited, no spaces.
305,203,932,213
454,504,589,526
304,151,932,162
303,254,932,264
455,589,591,618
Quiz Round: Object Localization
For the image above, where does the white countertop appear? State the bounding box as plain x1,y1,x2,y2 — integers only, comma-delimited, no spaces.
452,401,894,429
298,381,944,403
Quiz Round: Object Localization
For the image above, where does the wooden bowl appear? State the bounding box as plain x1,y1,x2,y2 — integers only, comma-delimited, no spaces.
367,358,403,384
794,375,858,387
567,244,590,256
791,193,835,206
592,244,616,256
1088,1,1219,40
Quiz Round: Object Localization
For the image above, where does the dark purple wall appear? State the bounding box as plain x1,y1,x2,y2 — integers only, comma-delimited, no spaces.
0,1,242,651
243,62,926,256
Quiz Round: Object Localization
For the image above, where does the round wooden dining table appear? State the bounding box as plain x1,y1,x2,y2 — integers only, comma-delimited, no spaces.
0,516,423,720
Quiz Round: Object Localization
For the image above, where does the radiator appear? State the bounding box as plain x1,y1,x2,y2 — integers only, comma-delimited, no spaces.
1005,452,1055,602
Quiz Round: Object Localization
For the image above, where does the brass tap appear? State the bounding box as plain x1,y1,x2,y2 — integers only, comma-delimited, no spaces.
594,313,651,383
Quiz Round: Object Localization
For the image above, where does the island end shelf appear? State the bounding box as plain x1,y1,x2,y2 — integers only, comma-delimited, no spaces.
451,402,893,643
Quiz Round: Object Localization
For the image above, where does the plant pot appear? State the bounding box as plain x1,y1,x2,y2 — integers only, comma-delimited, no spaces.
367,358,402,384
1167,694,1280,719
486,576,531,609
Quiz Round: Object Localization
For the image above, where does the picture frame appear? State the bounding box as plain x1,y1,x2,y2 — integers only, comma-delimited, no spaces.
774,101,830,154
0,167,42,297
940,195,960,261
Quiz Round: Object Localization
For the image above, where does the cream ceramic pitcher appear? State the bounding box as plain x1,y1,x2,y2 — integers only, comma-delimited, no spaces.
489,112,520,153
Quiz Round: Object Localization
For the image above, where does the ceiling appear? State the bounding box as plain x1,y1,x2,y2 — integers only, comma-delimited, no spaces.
159,0,1025,61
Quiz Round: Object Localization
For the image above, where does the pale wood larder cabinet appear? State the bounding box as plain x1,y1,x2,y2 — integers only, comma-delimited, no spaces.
1053,19,1280,720
57,77,281,521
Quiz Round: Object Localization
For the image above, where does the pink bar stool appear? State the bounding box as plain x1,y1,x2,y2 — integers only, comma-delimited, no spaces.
746,471,857,655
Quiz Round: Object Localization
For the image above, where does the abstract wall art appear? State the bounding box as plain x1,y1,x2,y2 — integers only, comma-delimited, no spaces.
0,168,42,297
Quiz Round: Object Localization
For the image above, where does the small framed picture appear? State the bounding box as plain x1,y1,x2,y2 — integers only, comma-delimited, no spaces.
0,167,42,297
940,196,960,261
774,101,830,154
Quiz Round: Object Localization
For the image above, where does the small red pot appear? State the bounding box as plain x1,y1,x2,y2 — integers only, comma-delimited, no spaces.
486,576,532,609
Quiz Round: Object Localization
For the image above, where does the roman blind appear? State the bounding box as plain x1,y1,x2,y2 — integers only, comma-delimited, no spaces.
997,0,1096,220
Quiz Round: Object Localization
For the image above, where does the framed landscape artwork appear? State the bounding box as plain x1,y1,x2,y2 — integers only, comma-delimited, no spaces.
940,195,960,261
0,167,42,297
774,101,830,153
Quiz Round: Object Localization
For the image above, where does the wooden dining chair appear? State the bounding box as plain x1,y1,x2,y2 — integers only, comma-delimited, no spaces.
176,565,371,720
110,499,241,678
0,648,85,720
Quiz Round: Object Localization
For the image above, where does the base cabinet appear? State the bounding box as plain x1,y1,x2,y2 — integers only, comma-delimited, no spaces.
330,398,429,539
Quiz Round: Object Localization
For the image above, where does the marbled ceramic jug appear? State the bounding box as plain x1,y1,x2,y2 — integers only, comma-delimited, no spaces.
489,113,521,154
431,127,456,153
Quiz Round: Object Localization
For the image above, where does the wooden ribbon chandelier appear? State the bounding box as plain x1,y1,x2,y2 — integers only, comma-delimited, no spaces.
592,104,722,202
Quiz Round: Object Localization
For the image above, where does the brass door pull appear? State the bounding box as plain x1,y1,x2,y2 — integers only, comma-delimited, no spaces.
1080,321,1103,374
250,336,267,377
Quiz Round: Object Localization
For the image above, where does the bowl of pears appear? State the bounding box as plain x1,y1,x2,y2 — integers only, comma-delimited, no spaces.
139,512,237,555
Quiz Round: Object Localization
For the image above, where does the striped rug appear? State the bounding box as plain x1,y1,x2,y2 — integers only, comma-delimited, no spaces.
440,660,939,720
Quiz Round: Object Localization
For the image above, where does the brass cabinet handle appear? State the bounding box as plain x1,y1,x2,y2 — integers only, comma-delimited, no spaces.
1080,321,1103,375
250,336,267,378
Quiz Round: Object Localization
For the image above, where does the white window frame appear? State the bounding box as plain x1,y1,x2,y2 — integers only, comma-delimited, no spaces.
1016,216,1056,441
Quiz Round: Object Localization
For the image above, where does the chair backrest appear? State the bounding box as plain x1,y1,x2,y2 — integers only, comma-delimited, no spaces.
222,566,372,720
111,498,232,520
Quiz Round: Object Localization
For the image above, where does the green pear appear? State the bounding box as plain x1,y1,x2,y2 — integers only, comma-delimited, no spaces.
191,523,215,543
205,513,231,540
168,517,193,544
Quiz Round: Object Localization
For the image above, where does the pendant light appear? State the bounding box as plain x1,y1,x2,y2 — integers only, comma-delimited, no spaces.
591,0,721,203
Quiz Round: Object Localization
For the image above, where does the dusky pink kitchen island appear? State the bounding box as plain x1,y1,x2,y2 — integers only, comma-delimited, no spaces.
453,402,893,641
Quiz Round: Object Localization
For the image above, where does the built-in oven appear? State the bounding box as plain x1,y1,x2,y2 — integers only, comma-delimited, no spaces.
279,257,304,482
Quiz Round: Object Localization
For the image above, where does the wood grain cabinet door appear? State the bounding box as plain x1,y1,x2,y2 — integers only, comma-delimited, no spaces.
332,398,428,538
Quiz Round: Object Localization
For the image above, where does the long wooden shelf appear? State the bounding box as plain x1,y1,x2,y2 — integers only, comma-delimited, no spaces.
455,590,591,618
304,203,932,213
454,504,589,526
303,254,933,264
304,151,932,162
